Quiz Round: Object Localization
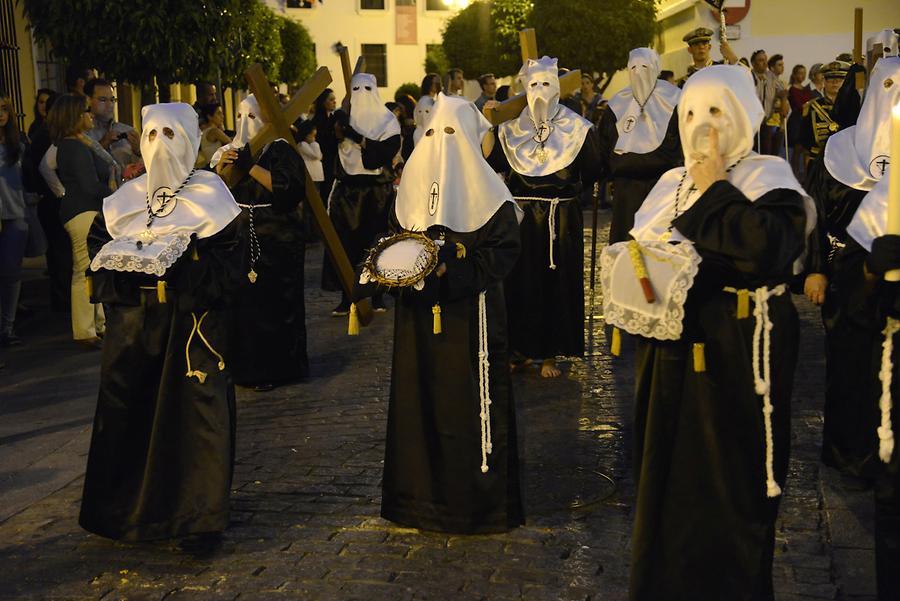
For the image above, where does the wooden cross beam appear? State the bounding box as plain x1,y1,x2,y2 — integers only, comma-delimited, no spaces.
483,28,581,125
339,47,366,111
223,63,373,327
854,7,867,91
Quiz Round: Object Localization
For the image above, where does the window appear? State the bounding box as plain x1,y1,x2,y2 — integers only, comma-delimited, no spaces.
360,0,386,8
425,0,448,9
361,44,388,87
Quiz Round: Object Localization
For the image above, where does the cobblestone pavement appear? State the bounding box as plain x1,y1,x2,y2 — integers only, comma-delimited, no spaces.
0,211,878,600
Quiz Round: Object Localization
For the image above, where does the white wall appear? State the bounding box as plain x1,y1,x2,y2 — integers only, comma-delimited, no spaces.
283,0,457,98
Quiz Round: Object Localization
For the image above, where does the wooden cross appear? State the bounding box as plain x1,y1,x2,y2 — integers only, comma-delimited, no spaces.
339,47,366,111
221,63,374,326
483,28,582,125
853,7,867,91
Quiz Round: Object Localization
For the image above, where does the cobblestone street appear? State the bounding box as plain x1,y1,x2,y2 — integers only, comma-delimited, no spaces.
0,211,878,600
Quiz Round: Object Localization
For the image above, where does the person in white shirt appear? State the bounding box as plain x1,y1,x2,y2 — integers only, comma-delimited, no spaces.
296,120,324,196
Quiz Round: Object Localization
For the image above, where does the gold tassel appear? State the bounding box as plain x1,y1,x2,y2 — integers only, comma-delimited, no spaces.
736,289,750,319
611,327,621,357
432,304,442,334
348,303,360,336
157,281,167,304
85,275,93,299
192,246,199,261
455,242,467,259
693,342,707,372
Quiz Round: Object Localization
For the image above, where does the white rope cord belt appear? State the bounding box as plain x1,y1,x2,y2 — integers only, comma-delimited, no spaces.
878,317,900,463
725,283,787,498
478,291,493,473
513,195,576,270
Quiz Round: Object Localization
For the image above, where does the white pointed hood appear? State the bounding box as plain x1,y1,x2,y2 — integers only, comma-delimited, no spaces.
607,47,681,154
847,167,892,251
349,73,401,142
413,95,435,146
105,102,239,240
868,28,899,59
824,56,900,191
209,94,265,168
498,56,592,177
632,65,815,270
396,93,521,233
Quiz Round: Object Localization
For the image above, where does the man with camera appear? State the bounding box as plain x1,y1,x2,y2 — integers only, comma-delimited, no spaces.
84,78,141,176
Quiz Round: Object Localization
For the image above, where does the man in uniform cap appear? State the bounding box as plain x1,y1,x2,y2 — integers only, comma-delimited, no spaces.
679,26,738,86
798,61,849,162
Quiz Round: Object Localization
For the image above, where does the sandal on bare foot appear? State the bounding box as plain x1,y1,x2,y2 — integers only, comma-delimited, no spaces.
541,359,561,378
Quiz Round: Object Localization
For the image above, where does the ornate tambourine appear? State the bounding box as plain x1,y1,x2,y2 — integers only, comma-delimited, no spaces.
359,231,441,290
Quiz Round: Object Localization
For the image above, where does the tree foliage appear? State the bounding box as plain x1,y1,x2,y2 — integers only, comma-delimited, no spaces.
278,17,316,88
424,44,449,77
441,0,529,78
531,0,656,85
20,0,286,86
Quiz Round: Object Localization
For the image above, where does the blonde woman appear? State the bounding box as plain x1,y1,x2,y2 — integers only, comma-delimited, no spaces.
47,94,114,347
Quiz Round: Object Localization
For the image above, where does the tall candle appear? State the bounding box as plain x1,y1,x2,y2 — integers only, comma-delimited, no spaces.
886,101,900,282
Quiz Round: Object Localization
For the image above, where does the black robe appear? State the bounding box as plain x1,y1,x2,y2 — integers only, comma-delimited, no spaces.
630,181,808,601
229,140,309,386
804,160,878,477
380,202,524,534
79,214,246,541
488,128,600,359
321,129,401,293
598,106,683,244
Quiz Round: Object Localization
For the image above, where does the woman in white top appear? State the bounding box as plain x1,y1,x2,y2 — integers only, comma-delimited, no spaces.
196,103,231,169
296,119,323,195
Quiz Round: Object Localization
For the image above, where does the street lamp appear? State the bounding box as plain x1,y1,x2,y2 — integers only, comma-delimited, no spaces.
443,0,470,8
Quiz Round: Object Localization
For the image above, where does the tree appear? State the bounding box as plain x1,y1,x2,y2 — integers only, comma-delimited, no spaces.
20,0,284,87
278,16,316,88
531,0,656,91
424,45,449,76
441,0,530,78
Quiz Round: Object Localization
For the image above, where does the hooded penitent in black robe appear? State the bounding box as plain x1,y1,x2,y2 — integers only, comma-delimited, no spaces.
228,140,309,386
630,182,807,601
597,107,682,244
380,203,524,534
79,215,246,541
487,133,600,359
321,125,401,294
803,160,877,477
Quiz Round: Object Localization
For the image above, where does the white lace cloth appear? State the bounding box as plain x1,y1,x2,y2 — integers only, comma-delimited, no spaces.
600,240,702,340
90,232,192,277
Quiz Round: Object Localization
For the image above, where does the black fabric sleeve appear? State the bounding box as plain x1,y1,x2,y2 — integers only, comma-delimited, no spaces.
267,140,307,214
361,134,401,171
485,127,511,174
172,216,248,312
673,180,807,278
595,107,618,182
575,127,602,187
441,202,522,302
65,143,111,200
86,211,141,306
609,108,683,180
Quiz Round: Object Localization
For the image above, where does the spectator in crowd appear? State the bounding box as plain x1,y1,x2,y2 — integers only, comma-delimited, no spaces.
27,89,56,142
24,90,71,312
297,119,324,197
658,70,676,84
195,103,231,169
84,78,140,174
48,94,115,348
495,85,511,103
65,65,96,96
474,73,497,111
313,87,338,199
809,63,825,97
0,96,28,347
444,68,465,97
420,73,442,101
764,53,789,156
678,26,738,86
195,82,218,108
751,49,785,154
787,64,813,176
568,73,603,124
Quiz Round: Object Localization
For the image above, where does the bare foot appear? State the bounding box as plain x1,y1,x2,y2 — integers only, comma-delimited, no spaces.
510,357,534,373
541,359,561,378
